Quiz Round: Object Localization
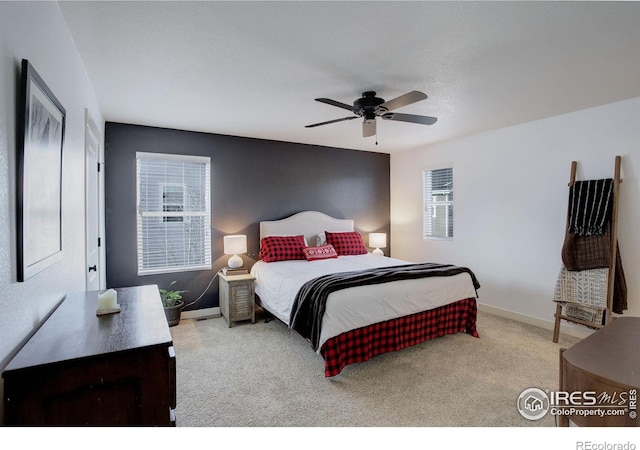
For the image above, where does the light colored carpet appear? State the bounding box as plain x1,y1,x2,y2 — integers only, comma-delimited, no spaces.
169,309,580,427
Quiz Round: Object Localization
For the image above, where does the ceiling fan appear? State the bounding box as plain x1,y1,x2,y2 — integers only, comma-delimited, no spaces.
305,90,437,138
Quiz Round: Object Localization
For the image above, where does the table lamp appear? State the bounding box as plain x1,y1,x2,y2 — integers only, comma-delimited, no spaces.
369,233,387,256
224,235,247,268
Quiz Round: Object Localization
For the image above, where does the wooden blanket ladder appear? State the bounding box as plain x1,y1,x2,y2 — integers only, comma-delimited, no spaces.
552,156,622,343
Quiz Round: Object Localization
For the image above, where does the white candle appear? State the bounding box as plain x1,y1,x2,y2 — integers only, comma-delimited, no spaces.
97,289,118,310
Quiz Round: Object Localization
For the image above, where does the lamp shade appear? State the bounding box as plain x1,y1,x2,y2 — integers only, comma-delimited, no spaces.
369,233,387,249
224,235,247,255
369,233,387,256
224,235,247,269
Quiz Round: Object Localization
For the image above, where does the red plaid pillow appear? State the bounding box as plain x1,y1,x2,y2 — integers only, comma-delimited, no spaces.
303,244,338,261
325,231,367,256
259,235,306,262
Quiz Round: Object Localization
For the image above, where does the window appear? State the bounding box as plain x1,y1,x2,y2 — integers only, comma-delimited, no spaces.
161,183,185,222
423,166,453,239
136,152,211,275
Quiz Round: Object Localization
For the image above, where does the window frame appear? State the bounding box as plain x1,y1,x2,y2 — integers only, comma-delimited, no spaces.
423,164,454,240
136,152,212,275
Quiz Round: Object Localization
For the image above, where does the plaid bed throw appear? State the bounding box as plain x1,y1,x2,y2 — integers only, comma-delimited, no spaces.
290,262,481,351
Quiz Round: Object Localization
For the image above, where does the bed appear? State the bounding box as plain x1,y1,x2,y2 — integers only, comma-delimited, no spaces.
250,211,480,377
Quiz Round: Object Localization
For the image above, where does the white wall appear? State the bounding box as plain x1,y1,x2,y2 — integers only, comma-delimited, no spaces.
391,97,640,334
0,1,104,413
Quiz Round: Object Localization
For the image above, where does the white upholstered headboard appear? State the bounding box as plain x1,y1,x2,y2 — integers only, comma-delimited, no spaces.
259,211,354,247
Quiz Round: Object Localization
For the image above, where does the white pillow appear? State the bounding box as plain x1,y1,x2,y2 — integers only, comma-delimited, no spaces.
316,232,326,246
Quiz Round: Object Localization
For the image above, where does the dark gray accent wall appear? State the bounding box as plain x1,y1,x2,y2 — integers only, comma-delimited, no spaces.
104,122,390,311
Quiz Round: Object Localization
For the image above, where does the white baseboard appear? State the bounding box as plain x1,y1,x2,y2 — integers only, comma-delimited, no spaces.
477,302,595,340
181,307,220,321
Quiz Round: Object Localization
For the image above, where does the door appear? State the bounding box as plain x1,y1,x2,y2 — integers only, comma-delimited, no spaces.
85,111,101,291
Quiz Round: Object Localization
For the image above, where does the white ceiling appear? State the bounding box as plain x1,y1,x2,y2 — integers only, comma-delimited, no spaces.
58,1,640,154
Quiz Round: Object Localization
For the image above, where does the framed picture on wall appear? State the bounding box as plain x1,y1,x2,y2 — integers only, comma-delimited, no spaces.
16,59,66,281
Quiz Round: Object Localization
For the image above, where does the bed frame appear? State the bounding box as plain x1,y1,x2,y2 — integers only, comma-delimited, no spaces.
256,210,354,323
257,211,479,377
259,210,354,247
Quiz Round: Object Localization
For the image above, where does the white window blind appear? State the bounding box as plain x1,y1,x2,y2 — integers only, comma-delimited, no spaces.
136,152,211,275
423,166,454,239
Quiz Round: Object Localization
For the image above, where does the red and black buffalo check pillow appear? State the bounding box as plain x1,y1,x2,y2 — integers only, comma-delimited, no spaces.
325,231,368,256
259,235,306,262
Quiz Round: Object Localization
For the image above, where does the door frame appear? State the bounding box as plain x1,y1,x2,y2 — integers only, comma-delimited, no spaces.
84,109,105,290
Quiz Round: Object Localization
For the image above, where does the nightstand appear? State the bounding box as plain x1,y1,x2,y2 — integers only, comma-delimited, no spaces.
219,272,256,327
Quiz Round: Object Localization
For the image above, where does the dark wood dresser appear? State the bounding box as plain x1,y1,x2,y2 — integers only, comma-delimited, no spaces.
559,317,639,427
2,285,176,426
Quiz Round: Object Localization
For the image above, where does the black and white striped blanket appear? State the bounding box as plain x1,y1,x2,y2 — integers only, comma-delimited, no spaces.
289,263,481,351
567,179,613,236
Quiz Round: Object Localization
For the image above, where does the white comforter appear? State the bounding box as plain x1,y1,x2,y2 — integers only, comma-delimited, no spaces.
250,254,478,353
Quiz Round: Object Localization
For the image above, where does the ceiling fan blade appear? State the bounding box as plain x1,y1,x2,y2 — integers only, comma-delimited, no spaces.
381,112,438,125
305,116,357,128
380,91,428,111
362,119,376,137
315,98,357,112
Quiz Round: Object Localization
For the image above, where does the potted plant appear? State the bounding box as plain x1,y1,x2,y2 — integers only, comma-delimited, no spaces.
159,281,188,327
